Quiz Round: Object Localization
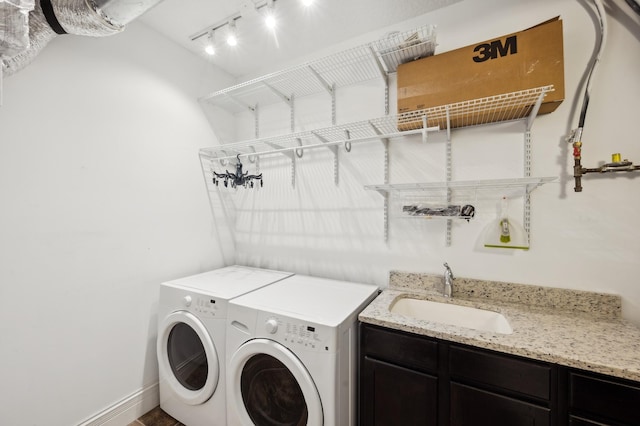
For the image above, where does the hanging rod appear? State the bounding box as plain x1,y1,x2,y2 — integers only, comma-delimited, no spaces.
200,126,440,162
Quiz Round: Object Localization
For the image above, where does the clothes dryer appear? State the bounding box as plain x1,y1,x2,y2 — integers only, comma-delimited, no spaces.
226,275,378,426
157,265,292,426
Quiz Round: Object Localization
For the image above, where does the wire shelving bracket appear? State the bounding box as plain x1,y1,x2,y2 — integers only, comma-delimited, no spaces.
364,86,557,244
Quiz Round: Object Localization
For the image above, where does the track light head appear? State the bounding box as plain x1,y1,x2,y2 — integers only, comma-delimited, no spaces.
226,20,238,46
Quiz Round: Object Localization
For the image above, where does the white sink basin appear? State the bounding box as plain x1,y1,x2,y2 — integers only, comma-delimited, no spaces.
390,298,513,334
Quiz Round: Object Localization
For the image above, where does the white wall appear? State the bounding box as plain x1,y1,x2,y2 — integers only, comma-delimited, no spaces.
1,1,638,424
220,0,640,324
0,23,234,426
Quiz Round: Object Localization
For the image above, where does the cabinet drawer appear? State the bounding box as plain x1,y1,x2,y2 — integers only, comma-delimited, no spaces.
449,345,552,400
569,371,640,425
569,416,609,425
361,324,438,372
450,382,550,426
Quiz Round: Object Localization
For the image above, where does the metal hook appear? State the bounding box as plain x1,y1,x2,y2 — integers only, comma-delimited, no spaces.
247,146,257,163
344,129,352,152
295,138,304,158
219,150,229,167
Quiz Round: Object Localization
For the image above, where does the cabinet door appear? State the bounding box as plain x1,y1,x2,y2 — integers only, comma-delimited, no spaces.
569,372,640,425
361,356,438,426
450,382,550,426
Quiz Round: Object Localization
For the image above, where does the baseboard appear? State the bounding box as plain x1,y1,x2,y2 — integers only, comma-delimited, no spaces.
77,382,159,426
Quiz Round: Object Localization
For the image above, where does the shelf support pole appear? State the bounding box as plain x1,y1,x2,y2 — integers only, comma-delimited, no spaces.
311,131,339,185
368,121,390,241
368,46,390,115
307,65,336,125
446,106,453,246
422,115,429,144
445,105,452,142
523,130,532,245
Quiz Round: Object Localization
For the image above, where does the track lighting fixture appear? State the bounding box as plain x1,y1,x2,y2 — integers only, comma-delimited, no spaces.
204,30,216,55
191,0,313,54
264,0,277,29
226,20,238,46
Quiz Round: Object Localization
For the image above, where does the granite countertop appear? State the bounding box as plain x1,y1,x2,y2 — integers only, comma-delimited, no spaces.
358,271,640,382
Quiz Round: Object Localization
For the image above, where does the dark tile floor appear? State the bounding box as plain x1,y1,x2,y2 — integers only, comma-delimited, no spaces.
127,406,183,426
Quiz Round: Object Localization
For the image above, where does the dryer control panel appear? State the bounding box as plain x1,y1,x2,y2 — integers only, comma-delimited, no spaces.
190,296,219,318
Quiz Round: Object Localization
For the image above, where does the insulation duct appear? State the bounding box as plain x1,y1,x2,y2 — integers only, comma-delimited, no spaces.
0,0,35,58
1,0,164,76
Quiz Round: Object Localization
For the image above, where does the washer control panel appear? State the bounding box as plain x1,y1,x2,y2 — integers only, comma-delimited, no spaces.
258,313,335,353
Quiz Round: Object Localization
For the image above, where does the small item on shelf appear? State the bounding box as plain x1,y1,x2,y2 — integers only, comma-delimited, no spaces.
483,197,529,250
374,25,437,70
212,154,263,189
500,218,511,243
402,204,475,221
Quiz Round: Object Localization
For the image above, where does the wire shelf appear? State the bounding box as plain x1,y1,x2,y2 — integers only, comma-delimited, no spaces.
199,112,431,161
200,24,436,113
199,86,553,162
399,86,553,130
365,177,558,198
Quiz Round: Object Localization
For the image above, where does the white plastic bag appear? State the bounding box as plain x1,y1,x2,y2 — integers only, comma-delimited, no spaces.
0,0,36,58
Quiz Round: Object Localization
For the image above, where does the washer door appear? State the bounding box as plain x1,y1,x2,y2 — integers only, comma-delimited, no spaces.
157,311,219,405
228,339,323,426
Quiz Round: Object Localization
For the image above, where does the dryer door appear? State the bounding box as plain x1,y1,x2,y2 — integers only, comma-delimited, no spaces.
228,338,323,426
157,311,220,405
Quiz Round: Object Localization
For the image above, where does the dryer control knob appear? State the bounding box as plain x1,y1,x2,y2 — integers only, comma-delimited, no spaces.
265,318,278,334
183,295,192,307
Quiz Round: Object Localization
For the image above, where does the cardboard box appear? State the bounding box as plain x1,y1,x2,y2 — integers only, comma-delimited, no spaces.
397,17,564,129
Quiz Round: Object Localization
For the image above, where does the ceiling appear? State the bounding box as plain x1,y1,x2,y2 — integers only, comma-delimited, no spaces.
138,0,462,79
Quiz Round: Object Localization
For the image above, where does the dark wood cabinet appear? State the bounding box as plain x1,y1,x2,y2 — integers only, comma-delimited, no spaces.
359,323,640,426
449,345,552,401
569,416,610,425
360,323,441,426
361,357,438,426
566,370,640,425
359,323,554,426
450,382,551,426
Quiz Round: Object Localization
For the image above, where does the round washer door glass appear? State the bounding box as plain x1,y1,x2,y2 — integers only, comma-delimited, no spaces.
168,322,208,390
242,353,307,425
229,339,323,426
158,311,220,405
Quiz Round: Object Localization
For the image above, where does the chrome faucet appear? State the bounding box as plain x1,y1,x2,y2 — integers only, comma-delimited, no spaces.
443,263,454,298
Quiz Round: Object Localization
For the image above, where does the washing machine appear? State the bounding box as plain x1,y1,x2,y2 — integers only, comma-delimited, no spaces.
225,274,379,426
157,265,293,426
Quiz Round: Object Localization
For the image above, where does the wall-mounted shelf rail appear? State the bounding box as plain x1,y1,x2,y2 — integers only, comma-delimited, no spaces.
199,112,439,162
200,86,554,162
199,24,436,133
200,84,557,245
365,177,558,196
